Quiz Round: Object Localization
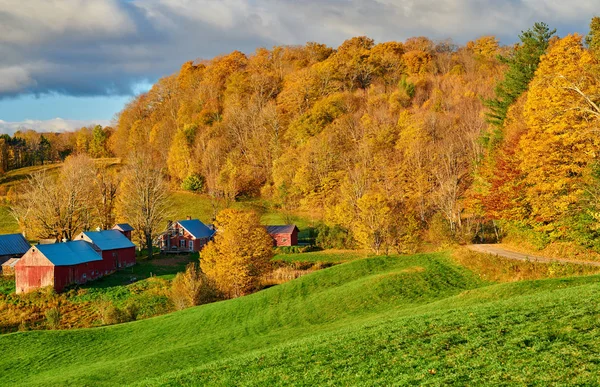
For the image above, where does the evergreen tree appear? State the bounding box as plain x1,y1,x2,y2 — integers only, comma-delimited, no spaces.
586,16,600,56
483,22,556,140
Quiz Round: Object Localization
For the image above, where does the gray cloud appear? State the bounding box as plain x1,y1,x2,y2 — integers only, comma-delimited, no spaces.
0,118,110,135
0,0,595,98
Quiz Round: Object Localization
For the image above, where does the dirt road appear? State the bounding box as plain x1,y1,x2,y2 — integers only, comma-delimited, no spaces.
466,244,600,267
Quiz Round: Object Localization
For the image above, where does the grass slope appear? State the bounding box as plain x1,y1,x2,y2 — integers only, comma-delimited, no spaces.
2,252,600,386
0,253,480,386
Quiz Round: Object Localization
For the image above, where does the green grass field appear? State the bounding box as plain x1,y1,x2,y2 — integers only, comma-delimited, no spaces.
2,252,600,386
273,249,369,263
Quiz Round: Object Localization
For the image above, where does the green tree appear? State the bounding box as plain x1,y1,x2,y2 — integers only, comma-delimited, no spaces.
89,125,108,158
484,22,556,136
586,16,600,56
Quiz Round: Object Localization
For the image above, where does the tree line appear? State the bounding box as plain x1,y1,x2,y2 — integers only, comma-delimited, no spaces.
0,125,114,173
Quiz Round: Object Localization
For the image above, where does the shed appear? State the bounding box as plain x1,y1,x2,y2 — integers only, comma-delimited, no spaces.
0,233,31,265
1,258,19,276
160,218,215,253
76,230,136,271
266,225,299,247
113,223,134,241
15,241,104,294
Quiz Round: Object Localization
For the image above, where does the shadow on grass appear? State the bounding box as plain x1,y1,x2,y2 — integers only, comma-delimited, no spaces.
79,253,198,290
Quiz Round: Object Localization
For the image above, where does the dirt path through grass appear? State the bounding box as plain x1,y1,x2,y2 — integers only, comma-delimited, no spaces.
466,244,600,267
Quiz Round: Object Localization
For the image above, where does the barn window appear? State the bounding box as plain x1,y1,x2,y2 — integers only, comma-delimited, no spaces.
171,228,176,236
180,240,186,248
189,240,193,250
179,228,184,236
282,238,288,242
82,273,87,280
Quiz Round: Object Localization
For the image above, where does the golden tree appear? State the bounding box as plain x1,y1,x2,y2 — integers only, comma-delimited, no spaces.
201,209,273,298
518,34,599,231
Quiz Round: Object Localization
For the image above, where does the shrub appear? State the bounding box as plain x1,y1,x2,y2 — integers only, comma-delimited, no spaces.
170,263,218,310
315,224,354,249
181,174,205,192
45,307,61,329
124,301,140,321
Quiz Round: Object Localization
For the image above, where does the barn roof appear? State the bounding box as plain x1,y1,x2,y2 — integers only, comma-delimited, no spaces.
0,233,31,256
2,258,20,268
80,230,136,251
35,241,102,266
178,219,215,239
113,223,134,232
266,225,299,235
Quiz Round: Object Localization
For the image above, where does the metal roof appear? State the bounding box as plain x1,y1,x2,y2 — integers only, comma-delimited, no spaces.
178,219,215,239
35,241,102,266
113,223,134,232
80,230,136,251
266,225,299,235
2,258,20,268
0,233,31,256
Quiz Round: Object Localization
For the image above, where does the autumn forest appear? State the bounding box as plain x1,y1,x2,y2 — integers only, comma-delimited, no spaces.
5,18,600,256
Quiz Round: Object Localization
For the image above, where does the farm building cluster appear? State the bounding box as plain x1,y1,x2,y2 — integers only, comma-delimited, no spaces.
1,217,299,294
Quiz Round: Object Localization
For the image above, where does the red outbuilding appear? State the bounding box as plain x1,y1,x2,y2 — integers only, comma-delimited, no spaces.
15,241,104,294
76,230,136,271
112,223,134,241
266,225,299,247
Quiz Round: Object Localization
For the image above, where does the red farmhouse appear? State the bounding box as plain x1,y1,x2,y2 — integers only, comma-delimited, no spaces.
266,225,299,247
160,218,215,253
76,230,136,271
15,241,104,293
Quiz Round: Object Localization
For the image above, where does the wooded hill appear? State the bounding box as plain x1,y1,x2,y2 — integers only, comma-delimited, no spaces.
112,33,506,254
7,19,600,256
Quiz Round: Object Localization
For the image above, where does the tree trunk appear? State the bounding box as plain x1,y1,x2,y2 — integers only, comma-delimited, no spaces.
146,232,153,260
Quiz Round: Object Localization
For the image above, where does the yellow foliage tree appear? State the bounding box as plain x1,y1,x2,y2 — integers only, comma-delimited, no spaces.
518,34,600,231
201,209,274,298
353,192,392,255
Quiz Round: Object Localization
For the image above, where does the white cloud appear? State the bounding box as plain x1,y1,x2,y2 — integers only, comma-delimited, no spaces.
0,0,134,44
0,67,35,93
0,118,110,135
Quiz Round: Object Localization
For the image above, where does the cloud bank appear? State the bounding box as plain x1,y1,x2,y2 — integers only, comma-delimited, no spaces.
0,0,595,99
0,118,110,135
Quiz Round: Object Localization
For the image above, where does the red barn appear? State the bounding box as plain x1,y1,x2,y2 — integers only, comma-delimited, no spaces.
15,241,104,294
160,218,215,253
266,225,299,247
112,223,134,241
76,230,136,271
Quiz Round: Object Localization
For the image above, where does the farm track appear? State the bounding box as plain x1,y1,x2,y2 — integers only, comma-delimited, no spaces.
466,244,600,267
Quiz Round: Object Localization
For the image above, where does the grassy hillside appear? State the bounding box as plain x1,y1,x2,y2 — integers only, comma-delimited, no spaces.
1,252,599,385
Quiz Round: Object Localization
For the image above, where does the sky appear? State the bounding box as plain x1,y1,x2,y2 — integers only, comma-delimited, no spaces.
0,0,596,134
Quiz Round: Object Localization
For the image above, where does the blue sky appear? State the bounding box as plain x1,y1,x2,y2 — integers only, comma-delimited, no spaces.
0,0,595,134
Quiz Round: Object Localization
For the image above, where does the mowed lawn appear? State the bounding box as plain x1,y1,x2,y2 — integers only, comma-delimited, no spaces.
2,252,600,385
170,191,314,230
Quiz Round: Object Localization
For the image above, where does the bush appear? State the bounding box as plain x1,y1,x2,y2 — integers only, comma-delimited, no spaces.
124,301,140,321
315,224,354,249
181,174,205,192
98,302,125,325
45,307,61,329
170,263,218,310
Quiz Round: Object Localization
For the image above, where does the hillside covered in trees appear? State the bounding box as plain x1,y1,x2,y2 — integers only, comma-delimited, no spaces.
7,19,600,256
